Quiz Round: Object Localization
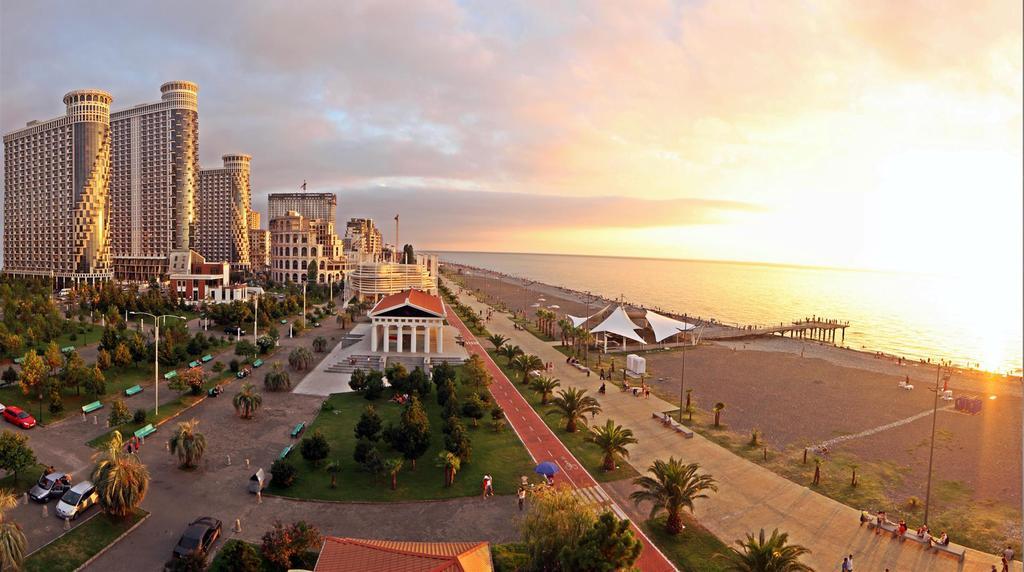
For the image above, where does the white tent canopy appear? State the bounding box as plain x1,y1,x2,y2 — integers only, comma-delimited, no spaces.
568,303,611,328
590,306,646,344
645,310,697,343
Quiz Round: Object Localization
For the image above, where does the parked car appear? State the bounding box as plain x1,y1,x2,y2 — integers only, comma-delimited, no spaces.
173,517,222,559
0,403,6,414
3,406,36,429
55,481,99,519
29,471,72,502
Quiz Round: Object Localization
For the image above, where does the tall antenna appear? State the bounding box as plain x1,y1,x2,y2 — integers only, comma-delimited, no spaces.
394,214,400,263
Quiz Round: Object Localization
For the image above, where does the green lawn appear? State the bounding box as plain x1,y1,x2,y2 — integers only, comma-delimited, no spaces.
24,509,147,572
267,368,535,502
486,349,639,483
642,516,732,572
0,463,47,491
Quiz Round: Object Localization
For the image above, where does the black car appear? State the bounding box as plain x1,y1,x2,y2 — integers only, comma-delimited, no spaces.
173,517,222,559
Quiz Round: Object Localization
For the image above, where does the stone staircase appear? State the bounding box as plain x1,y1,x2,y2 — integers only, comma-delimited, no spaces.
324,354,383,374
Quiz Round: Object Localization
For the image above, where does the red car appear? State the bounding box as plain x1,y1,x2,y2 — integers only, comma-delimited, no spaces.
3,406,36,429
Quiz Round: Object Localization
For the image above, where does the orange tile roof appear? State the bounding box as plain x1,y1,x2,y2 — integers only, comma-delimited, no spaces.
369,289,445,318
314,537,492,572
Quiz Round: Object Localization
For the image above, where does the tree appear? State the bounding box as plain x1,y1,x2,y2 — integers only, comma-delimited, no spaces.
85,365,106,397
462,354,491,391
407,367,431,397
547,387,602,433
264,363,292,392
169,419,207,469
510,354,544,385
1,367,17,386
717,528,813,572
436,379,456,408
96,348,113,371
389,397,431,469
444,417,472,461
270,459,297,488
113,343,132,368
354,405,383,441
587,419,638,472
497,344,523,364
312,336,327,353
0,430,36,480
288,347,314,371
232,383,263,419
486,333,509,351
363,371,384,400
256,336,275,354
300,430,330,466
402,243,415,263
461,393,486,427
325,461,341,489
520,485,596,569
108,398,132,426
436,451,461,487
713,402,726,427
100,326,120,352
383,457,404,490
171,367,205,395
261,520,321,571
18,350,47,396
229,359,240,373
630,457,718,535
529,375,561,405
307,259,318,283
559,511,643,572
91,431,150,518
0,489,27,572
217,539,263,572
348,369,367,392
431,361,457,389
234,340,258,357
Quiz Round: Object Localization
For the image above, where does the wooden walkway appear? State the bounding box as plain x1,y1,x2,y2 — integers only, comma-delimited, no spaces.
704,319,849,344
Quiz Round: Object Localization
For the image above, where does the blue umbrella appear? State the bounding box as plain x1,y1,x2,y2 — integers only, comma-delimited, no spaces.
534,461,559,477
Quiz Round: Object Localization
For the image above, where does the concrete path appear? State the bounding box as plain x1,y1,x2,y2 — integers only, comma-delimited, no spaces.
449,280,1016,572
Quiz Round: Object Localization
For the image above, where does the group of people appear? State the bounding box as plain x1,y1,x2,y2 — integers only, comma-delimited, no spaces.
622,380,651,399
390,393,412,405
863,511,952,549
123,434,142,455
481,474,495,498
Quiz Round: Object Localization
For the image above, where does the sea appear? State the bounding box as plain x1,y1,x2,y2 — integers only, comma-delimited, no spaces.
434,251,1023,376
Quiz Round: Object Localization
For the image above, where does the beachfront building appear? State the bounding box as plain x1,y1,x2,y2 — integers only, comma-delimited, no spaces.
268,192,336,224
348,254,439,302
367,289,447,354
343,217,383,262
167,249,261,305
2,89,114,286
268,210,345,285
197,154,251,270
109,81,200,281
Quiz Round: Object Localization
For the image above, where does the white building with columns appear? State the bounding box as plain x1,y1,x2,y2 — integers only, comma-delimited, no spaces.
367,289,446,354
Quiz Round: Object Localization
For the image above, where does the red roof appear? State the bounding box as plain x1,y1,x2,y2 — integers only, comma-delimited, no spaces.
368,289,445,318
314,537,492,572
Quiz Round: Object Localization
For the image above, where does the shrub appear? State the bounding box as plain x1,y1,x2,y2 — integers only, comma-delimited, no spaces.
364,372,384,400
349,369,367,392
260,520,322,571
229,359,240,373
133,408,147,424
216,540,262,572
108,398,132,426
212,361,225,373
264,363,292,392
299,430,330,466
270,459,297,488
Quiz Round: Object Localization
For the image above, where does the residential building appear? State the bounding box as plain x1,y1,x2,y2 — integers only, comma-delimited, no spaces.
269,210,344,285
167,249,261,305
197,154,251,269
247,208,260,230
348,254,439,301
267,192,336,224
2,89,114,286
314,537,492,572
249,228,271,270
343,217,383,262
109,81,200,281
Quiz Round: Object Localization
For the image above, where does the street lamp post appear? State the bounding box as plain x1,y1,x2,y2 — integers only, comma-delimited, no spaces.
130,312,187,416
923,361,948,525
302,282,307,329
253,293,259,345
678,329,687,423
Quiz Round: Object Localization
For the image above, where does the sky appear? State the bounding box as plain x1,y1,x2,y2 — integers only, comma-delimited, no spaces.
1,0,1021,278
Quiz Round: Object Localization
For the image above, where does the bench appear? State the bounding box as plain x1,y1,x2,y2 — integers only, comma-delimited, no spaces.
61,346,75,354
201,354,213,363
932,541,965,562
134,424,156,439
279,444,293,459
164,370,178,380
81,401,104,414
290,422,305,438
13,357,24,365
252,359,264,368
280,319,288,324
124,385,142,397
188,360,201,369
651,412,694,438
902,530,930,546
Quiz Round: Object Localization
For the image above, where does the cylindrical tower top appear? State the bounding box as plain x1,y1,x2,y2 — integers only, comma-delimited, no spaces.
160,80,199,97
160,80,198,110
223,154,252,169
63,89,113,123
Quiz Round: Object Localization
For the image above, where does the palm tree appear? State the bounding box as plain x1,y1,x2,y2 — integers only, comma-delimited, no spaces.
0,489,26,571
90,431,150,518
546,387,602,432
587,419,638,471
717,528,813,571
557,318,573,346
437,451,461,487
713,402,726,427
486,334,509,351
326,461,341,488
529,375,561,405
630,457,717,534
511,354,544,385
169,419,207,469
232,383,263,419
312,336,328,353
498,344,523,365
384,458,404,490
580,330,595,363
289,346,314,371
264,362,292,392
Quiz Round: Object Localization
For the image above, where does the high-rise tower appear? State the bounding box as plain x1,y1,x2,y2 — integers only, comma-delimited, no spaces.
2,89,114,286
198,154,251,269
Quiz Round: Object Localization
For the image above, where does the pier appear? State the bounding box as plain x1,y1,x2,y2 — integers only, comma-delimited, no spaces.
704,319,849,344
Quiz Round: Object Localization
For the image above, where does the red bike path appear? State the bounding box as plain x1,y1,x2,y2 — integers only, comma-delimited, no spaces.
446,306,677,572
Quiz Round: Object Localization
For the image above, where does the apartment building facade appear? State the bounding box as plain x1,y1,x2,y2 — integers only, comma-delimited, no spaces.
197,154,251,269
267,192,336,224
269,210,345,285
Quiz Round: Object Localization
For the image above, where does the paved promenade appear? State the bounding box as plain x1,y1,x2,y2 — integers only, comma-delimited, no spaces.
448,280,1015,572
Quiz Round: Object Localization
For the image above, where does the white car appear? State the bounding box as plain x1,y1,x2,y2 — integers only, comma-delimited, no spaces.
55,481,99,520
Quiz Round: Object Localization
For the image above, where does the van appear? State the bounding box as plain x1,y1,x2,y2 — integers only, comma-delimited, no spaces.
55,481,99,519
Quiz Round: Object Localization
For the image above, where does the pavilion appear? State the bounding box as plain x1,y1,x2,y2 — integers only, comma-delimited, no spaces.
367,288,446,353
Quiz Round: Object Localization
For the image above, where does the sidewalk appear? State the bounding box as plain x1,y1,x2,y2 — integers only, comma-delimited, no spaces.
450,281,1013,572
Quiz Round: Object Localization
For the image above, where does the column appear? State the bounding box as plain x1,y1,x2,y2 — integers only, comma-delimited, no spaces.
424,323,431,353
411,324,418,353
397,324,404,353
437,325,444,353
371,322,378,351
383,324,390,353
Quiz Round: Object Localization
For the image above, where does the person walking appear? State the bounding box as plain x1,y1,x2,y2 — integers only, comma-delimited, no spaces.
846,554,854,571
517,487,526,511
1004,546,1015,564
841,557,850,572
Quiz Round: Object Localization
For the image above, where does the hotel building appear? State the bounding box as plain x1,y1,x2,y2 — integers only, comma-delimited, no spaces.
197,154,251,269
268,192,336,224
348,254,439,302
109,81,200,281
343,217,384,262
269,210,345,285
2,89,114,286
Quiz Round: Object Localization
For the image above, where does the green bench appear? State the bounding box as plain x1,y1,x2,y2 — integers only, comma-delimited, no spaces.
61,346,75,354
81,401,103,414
252,359,264,368
164,370,178,380
201,354,213,363
279,444,293,460
134,424,156,439
280,319,288,324
13,357,23,365
188,360,201,368
290,422,305,438
124,385,142,397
